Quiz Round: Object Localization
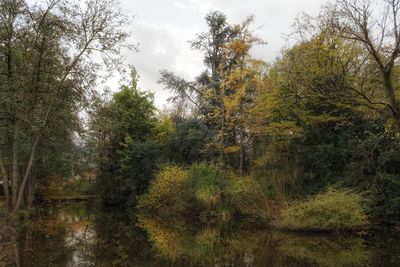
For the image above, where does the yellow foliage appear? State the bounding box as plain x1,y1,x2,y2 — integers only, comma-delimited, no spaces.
153,112,175,144
224,145,240,154
138,166,188,211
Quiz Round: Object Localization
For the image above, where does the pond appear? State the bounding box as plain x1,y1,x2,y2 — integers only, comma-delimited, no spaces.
3,202,400,266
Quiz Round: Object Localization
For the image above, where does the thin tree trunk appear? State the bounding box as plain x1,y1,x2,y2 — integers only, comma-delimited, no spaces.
27,170,35,209
239,123,244,176
12,139,38,215
11,126,19,208
0,149,10,215
219,86,225,165
11,233,21,267
384,71,400,132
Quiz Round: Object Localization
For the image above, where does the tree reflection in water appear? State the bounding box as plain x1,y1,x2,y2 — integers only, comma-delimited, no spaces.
4,203,400,266
138,214,372,267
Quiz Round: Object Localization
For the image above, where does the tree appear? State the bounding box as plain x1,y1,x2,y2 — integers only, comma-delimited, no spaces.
88,69,158,206
250,28,400,197
159,11,264,173
0,0,129,216
328,0,400,131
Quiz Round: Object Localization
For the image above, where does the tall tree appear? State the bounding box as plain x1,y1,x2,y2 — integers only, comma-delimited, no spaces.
159,11,264,173
0,0,129,216
328,0,400,131
87,69,158,206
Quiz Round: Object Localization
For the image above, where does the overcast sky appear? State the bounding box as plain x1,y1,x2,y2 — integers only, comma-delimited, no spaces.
107,0,329,107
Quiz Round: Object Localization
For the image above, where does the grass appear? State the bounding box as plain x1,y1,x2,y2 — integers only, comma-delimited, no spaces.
280,187,369,231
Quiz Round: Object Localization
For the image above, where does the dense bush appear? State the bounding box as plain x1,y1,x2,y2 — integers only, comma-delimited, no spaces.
139,164,224,215
227,175,277,221
281,188,369,231
139,163,272,220
189,163,224,210
372,174,400,224
138,166,191,213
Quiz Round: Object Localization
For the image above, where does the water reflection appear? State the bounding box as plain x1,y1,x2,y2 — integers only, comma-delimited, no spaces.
138,215,372,266
2,203,400,266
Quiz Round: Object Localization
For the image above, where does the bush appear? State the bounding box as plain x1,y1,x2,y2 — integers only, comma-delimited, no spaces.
281,188,369,231
139,163,274,221
227,175,277,221
139,163,225,214
189,163,223,210
372,174,400,224
138,166,190,213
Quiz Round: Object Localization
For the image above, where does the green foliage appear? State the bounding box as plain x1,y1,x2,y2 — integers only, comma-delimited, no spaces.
372,174,400,224
139,163,273,220
138,164,223,215
281,188,368,231
0,0,129,214
250,33,400,203
170,118,216,164
227,174,285,221
138,166,190,213
189,163,224,209
89,69,160,207
63,180,96,196
3,1,397,226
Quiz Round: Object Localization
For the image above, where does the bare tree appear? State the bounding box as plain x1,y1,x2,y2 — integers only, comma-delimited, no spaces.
330,0,400,131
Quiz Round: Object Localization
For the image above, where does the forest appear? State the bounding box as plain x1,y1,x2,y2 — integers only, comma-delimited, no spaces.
2,1,400,263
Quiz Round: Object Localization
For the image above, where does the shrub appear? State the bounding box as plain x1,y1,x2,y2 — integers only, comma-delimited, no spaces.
372,174,400,224
227,175,277,221
139,163,273,220
138,166,190,213
188,163,223,210
281,187,369,231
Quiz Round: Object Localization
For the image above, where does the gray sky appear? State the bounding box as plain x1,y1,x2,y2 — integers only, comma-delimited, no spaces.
108,0,329,107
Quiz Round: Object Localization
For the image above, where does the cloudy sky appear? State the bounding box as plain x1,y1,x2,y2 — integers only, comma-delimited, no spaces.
109,0,329,107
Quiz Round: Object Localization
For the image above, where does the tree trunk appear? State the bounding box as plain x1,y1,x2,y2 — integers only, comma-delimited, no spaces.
11,233,21,267
0,149,10,215
11,126,19,208
384,71,400,132
12,139,38,215
27,170,35,210
239,102,244,176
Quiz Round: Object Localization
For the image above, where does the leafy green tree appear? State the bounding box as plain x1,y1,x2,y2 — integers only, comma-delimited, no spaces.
88,69,158,206
251,33,390,194
170,117,216,164
0,0,129,216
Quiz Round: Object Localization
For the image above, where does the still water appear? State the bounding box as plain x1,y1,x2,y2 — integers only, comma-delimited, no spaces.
3,202,400,267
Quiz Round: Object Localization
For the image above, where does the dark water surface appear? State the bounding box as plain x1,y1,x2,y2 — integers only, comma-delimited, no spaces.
4,203,400,266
